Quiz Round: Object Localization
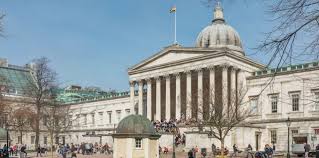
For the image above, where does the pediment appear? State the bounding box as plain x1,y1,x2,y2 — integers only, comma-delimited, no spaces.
129,46,216,71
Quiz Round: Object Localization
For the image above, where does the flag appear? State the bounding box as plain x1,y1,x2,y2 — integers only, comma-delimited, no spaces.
170,6,176,13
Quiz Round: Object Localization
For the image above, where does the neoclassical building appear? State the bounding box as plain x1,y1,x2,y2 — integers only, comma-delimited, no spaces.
1,3,319,153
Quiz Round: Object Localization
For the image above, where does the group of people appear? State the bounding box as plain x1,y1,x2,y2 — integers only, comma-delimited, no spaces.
174,133,186,147
152,119,179,133
0,144,28,158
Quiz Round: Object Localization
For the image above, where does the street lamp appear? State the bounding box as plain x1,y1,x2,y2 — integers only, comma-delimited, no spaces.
286,117,291,158
172,126,178,158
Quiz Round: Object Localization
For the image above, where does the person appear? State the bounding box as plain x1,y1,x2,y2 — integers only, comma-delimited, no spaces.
264,144,273,158
20,144,27,157
304,143,311,158
188,149,194,158
233,144,238,156
246,144,254,158
164,147,168,154
159,145,162,155
315,144,319,158
37,145,42,157
212,143,216,155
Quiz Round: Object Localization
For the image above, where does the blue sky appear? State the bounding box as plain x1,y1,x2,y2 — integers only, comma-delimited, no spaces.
0,0,272,91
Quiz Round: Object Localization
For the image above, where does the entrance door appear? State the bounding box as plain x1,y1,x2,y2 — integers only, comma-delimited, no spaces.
255,132,261,151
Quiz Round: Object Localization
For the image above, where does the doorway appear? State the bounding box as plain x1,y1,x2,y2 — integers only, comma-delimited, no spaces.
255,132,261,151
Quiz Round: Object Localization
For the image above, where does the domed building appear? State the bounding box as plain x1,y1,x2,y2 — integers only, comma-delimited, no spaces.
112,115,161,158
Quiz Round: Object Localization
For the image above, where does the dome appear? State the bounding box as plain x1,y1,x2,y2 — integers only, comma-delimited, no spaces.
114,115,160,138
196,2,244,54
0,128,7,141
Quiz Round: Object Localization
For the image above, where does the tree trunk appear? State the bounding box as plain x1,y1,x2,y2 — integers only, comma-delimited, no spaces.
35,106,40,148
221,139,225,158
50,132,54,158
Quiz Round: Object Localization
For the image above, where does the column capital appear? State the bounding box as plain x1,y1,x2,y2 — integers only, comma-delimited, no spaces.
195,68,203,73
146,78,152,84
185,69,192,74
154,76,161,81
231,66,239,72
221,63,230,69
163,74,171,79
174,72,181,78
207,65,215,70
129,81,135,86
138,80,144,84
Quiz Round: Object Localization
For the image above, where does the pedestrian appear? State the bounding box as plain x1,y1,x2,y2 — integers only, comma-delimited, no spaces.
37,145,42,157
212,143,216,155
188,149,194,158
304,143,311,158
20,144,27,157
233,144,238,156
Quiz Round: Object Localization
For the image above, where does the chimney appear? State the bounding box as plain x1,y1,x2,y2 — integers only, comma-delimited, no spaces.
0,58,8,67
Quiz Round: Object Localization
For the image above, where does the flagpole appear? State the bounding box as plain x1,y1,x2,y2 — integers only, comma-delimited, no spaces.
174,9,177,44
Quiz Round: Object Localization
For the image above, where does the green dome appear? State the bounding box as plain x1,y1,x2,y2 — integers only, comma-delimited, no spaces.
114,115,160,139
0,128,8,141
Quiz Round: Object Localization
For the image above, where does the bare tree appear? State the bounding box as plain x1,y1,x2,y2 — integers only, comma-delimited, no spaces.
26,57,58,147
191,84,251,157
0,75,10,128
8,106,34,144
259,0,319,67
42,101,72,158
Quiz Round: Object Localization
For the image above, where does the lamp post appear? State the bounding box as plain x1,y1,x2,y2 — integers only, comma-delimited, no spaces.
172,126,178,158
286,117,291,158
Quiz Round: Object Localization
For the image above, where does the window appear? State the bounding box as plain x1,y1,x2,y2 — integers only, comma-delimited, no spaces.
125,109,131,115
250,98,258,114
91,114,95,125
116,110,121,122
270,130,277,144
98,112,103,124
108,112,112,124
83,114,87,125
291,130,298,135
43,115,47,126
76,114,80,126
315,129,319,135
135,138,142,149
292,94,300,111
270,95,278,113
55,137,59,144
31,136,35,144
18,136,22,144
44,136,47,145
315,92,319,111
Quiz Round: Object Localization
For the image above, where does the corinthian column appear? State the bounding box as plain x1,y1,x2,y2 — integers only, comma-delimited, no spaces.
197,69,203,121
156,77,161,121
209,66,215,117
138,80,144,115
129,81,135,114
222,65,228,109
186,71,192,119
175,73,181,120
146,79,152,120
231,67,237,99
165,75,171,120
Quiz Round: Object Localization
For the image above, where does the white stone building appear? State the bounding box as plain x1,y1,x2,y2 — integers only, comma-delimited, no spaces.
1,3,319,153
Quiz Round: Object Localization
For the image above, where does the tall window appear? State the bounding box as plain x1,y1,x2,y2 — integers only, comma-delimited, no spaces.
250,98,258,114
292,94,300,111
315,92,319,111
315,129,319,135
270,130,277,144
83,114,87,125
43,115,47,126
76,114,80,126
108,112,112,124
31,136,35,144
44,136,47,145
135,138,142,149
116,110,121,122
98,112,103,124
270,95,278,113
91,114,95,125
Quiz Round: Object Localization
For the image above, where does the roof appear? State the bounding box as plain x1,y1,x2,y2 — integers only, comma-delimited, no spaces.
113,115,160,139
0,65,35,96
250,61,319,79
55,88,136,104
